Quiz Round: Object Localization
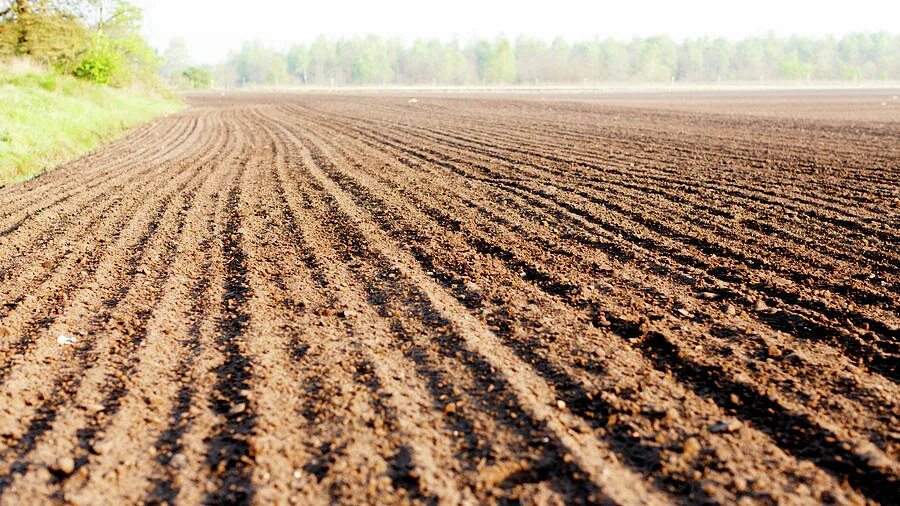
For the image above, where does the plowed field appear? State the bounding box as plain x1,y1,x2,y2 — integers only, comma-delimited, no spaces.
0,92,898,505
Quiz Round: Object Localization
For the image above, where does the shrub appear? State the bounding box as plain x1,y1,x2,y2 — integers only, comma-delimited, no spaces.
1,2,162,88
73,35,123,84
182,66,213,88
1,12,90,73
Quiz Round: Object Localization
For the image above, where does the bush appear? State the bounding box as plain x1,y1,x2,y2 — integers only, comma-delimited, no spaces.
0,12,90,73
1,2,162,88
73,36,123,84
182,66,213,88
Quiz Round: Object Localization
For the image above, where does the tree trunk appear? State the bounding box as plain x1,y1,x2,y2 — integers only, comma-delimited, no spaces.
16,1,32,55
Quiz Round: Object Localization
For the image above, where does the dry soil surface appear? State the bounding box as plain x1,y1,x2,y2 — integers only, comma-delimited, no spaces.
0,91,898,505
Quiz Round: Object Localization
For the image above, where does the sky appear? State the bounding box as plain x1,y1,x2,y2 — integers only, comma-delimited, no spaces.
137,0,900,64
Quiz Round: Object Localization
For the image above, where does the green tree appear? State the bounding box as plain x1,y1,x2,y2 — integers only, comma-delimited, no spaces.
733,38,766,80
632,36,677,81
1,0,161,86
468,39,492,83
514,36,546,83
348,35,394,84
677,38,706,80
703,38,731,80
179,33,900,88
483,37,515,84
162,36,189,79
597,38,630,81
436,40,475,84
228,40,287,86
86,1,161,86
307,35,336,85
286,43,309,82
0,1,90,70
182,66,212,88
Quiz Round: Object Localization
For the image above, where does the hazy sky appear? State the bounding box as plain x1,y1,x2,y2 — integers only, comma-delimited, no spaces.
137,0,900,64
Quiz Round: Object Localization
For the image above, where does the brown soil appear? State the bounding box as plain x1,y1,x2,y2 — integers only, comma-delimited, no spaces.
0,91,897,505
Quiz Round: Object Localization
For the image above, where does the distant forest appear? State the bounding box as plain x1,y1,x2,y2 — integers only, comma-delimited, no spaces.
164,33,900,87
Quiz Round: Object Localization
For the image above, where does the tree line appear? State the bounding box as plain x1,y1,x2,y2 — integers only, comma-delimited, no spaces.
0,0,163,87
201,33,900,87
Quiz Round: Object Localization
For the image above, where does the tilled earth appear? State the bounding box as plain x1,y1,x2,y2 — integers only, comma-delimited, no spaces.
0,91,898,505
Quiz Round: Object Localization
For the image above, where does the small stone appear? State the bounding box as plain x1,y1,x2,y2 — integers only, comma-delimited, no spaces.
663,408,680,425
51,456,75,476
170,453,187,468
754,300,768,312
443,402,457,414
83,403,105,415
710,420,742,433
772,276,792,287
733,476,748,493
858,441,893,469
228,403,247,415
722,304,737,316
784,352,803,364
464,281,482,294
556,400,566,410
92,440,113,455
57,334,77,346
293,469,303,479
682,437,701,456
767,345,782,358
0,417,16,437
676,308,692,318
700,292,719,300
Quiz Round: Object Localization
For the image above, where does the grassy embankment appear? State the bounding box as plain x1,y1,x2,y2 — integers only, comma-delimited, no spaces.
0,61,182,186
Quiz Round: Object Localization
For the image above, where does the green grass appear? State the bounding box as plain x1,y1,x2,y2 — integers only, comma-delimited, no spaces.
0,61,182,186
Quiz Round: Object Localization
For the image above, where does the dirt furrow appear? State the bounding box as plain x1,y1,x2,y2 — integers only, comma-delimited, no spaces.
310,115,892,454
275,109,887,503
304,113,898,380
259,111,617,504
305,104,899,294
0,113,198,230
2,91,896,506
276,116,723,504
386,116,900,279
0,118,227,503
0,116,183,215
0,113,232,386
302,100,898,220
57,113,245,505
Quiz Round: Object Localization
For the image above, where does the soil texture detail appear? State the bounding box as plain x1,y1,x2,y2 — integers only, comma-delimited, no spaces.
0,91,898,505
